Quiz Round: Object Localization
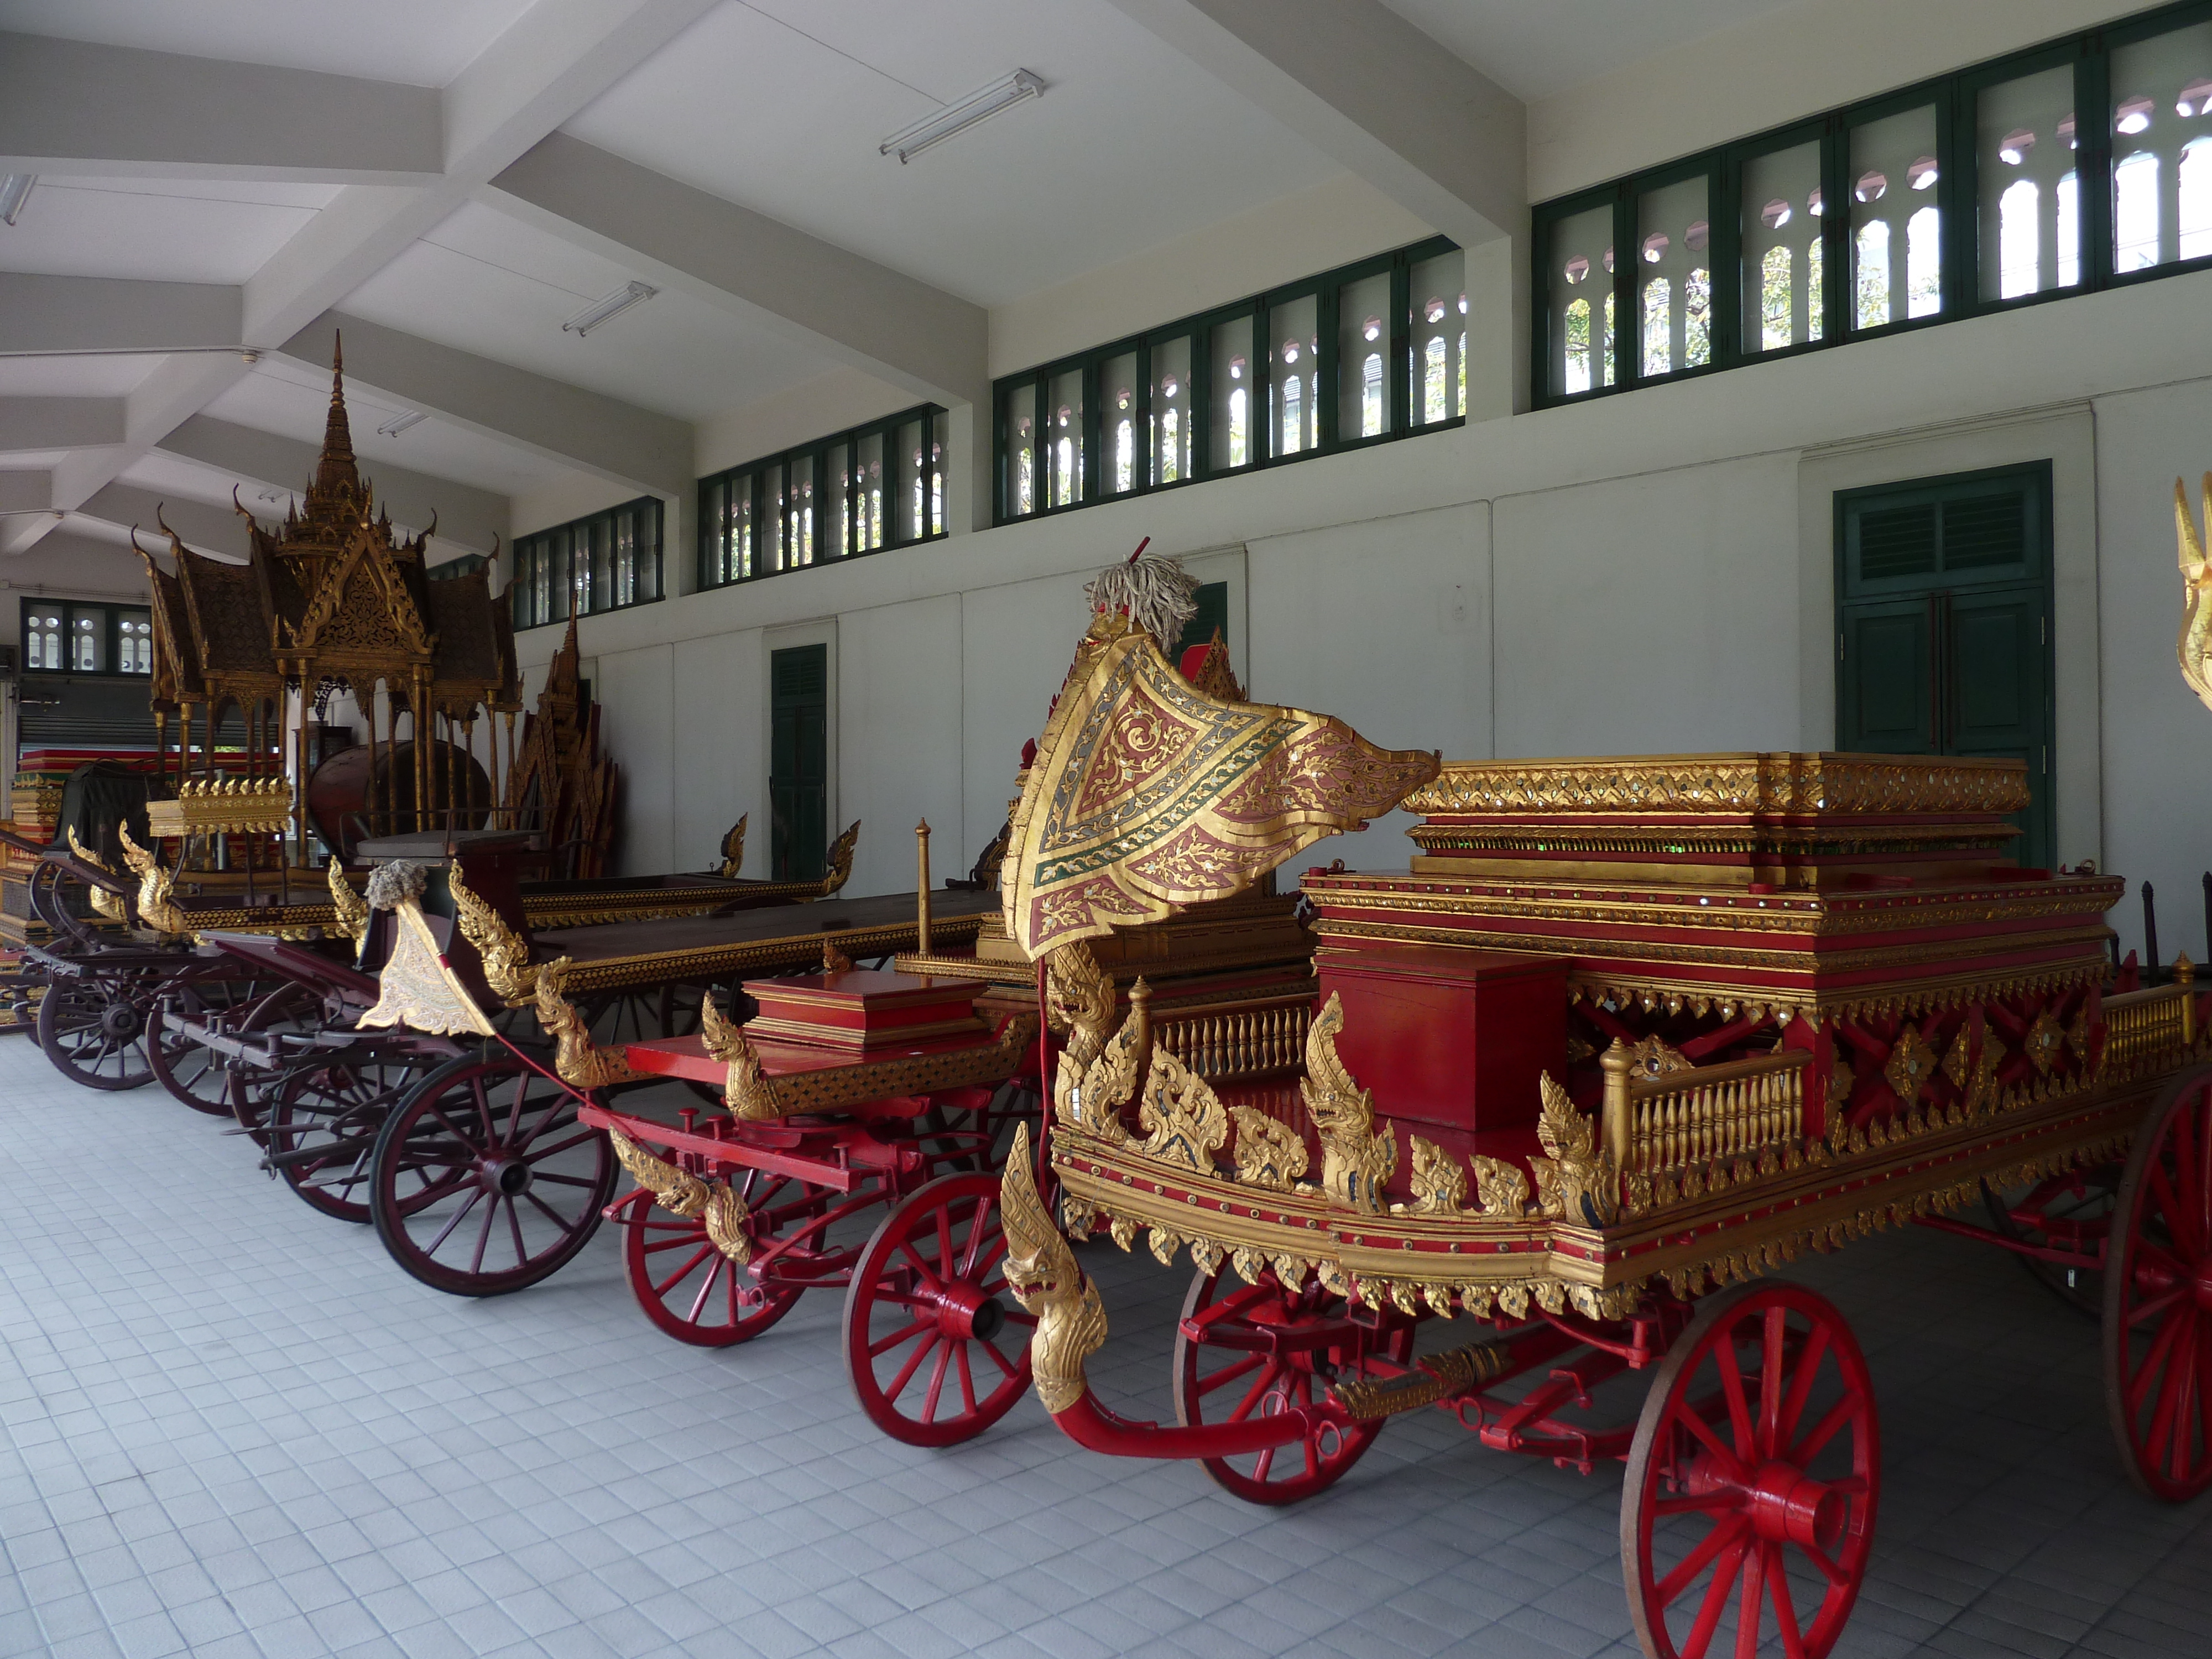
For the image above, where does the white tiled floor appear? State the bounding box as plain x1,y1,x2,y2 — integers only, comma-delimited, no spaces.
1,1033,2209,1659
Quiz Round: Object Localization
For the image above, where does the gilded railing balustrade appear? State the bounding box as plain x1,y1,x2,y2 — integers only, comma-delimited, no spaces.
1154,1000,1311,1082
2103,977,2196,1078
1606,1047,1808,1176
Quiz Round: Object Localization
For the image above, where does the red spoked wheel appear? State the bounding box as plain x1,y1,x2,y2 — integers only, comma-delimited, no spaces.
2104,1065,2212,1501
1170,1267,1415,1504
1621,1281,1878,1659
223,984,325,1146
622,1163,840,1346
368,1052,617,1296
843,1171,1035,1446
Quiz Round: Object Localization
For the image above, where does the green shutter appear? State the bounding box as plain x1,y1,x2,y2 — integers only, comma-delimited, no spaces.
769,644,829,882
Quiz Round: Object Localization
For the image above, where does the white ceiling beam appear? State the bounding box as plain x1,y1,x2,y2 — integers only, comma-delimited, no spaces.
0,273,241,357
4,0,719,557
0,471,53,516
486,133,989,408
0,398,126,452
158,414,511,553
77,483,249,560
1100,0,1525,249
0,31,442,182
281,313,691,500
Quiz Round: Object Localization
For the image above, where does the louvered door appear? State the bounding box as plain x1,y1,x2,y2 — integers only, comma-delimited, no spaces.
769,644,829,882
1835,463,2054,868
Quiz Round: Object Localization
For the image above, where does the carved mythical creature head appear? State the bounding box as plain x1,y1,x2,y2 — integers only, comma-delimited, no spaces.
1000,1124,1081,1312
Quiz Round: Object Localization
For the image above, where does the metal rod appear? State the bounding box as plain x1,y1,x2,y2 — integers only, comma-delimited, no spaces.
2145,880,2162,985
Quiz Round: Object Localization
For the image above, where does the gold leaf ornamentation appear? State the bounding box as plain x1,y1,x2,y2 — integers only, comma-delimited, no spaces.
1147,1227,1182,1266
450,864,536,1005
1399,1136,1470,1215
701,1183,752,1265
326,859,369,946
2066,1005,2095,1072
701,993,780,1120
115,822,190,936
1138,1048,1229,1173
1469,1155,1530,1218
1530,1071,1616,1225
610,1127,709,1217
717,813,747,878
1940,1028,1973,1090
67,827,126,923
1229,1105,1307,1190
820,821,859,896
1882,1025,1939,1102
1001,1124,1105,1415
1301,993,1396,1213
1627,1035,1692,1078
2023,1007,2065,1076
535,958,645,1090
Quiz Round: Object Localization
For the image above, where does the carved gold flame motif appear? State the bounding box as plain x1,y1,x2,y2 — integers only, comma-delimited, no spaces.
2178,473,2212,713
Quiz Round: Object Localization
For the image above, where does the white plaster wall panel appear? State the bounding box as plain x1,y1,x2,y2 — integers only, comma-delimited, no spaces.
2091,378,2212,966
836,596,964,899
1796,410,2102,869
959,572,1088,887
1247,504,1489,877
1493,455,1801,758
591,643,674,877
670,628,762,876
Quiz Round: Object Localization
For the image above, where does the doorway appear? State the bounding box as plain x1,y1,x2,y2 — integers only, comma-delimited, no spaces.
769,643,828,880
1834,462,2056,868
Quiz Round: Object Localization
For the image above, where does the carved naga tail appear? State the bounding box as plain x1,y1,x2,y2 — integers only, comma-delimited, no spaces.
1000,1123,1344,1460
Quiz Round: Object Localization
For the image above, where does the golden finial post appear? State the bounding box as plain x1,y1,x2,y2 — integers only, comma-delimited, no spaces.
915,818,933,957
2177,952,2197,1047
1600,1039,1635,1177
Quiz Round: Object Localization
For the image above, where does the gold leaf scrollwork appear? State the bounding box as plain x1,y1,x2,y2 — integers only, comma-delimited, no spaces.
1530,1071,1616,1225
1228,1105,1307,1191
535,958,646,1090
610,1127,708,1216
717,813,747,878
2066,1004,2095,1072
1469,1154,1531,1218
1046,942,1138,1145
67,827,126,922
2024,1007,2065,1076
326,859,369,946
1627,1035,1692,1078
1301,993,1396,1214
1882,1025,1939,1102
1001,1123,1106,1415
1399,1136,1470,1215
700,992,781,1121
1940,1028,1974,1091
115,822,190,936
449,864,537,1005
1138,1047,1229,1173
819,821,860,896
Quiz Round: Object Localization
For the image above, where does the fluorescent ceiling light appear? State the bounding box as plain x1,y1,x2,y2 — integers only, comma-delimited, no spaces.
561,280,657,337
376,410,427,437
0,175,34,226
880,70,1045,164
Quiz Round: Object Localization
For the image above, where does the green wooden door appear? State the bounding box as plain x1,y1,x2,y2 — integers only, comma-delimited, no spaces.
1835,464,2054,869
770,644,828,881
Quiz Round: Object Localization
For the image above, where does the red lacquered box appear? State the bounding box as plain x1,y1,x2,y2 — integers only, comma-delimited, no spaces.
739,969,988,1054
1315,946,1566,1134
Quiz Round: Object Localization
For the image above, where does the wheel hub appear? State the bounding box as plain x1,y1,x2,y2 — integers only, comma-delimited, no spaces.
100,1003,142,1041
478,1155,532,1197
925,1281,1004,1342
1747,1460,1845,1552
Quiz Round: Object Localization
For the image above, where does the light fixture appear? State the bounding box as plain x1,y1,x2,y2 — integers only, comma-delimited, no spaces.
377,410,427,437
880,69,1045,164
561,280,657,337
0,175,34,226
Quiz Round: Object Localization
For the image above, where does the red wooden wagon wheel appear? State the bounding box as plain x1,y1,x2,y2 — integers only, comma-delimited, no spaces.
1171,1267,1416,1505
147,975,263,1117
223,983,325,1144
35,972,155,1091
369,1052,617,1296
2104,1063,2212,1501
622,1162,840,1346
264,1045,433,1223
843,1170,1035,1446
1621,1281,1878,1659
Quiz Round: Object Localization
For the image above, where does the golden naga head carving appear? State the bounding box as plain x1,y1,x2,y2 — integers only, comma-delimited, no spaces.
448,864,536,1005
718,813,747,879
2178,473,2212,714
1000,1122,1107,1415
534,956,644,1092
326,859,369,945
820,821,860,895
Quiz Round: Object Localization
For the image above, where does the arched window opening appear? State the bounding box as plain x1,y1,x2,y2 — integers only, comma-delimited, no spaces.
2181,137,2212,261
1999,178,2041,297
1563,298,1591,394
1906,206,1940,316
1641,278,1672,377
1855,220,1891,327
2057,171,2080,288
1761,246,1793,350
2117,150,2161,270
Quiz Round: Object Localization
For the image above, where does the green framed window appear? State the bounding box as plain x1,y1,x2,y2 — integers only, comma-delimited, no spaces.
699,405,948,590
21,599,153,676
512,497,662,632
995,236,1463,525
1532,1,2212,409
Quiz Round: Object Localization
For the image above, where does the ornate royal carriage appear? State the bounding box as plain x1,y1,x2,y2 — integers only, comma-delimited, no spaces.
985,555,2211,1659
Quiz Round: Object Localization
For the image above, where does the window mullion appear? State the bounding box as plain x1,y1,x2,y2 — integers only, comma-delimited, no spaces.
1822,117,1850,346
1317,283,1341,451
1389,258,1410,436
2077,44,2115,288
1192,323,1214,481
1940,81,1975,318
1712,155,1743,367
